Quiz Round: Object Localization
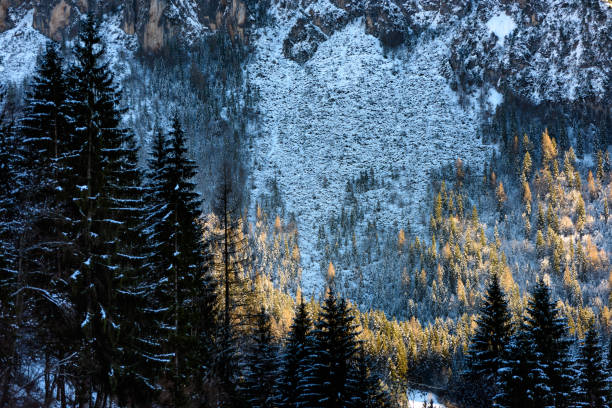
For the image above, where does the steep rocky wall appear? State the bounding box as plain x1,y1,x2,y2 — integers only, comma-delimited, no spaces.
1,0,609,107
281,0,473,64
1,0,251,52
143,0,164,51
280,0,611,107
0,0,9,32
0,0,29,31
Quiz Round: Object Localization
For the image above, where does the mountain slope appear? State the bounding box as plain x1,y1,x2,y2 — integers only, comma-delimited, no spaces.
249,13,491,295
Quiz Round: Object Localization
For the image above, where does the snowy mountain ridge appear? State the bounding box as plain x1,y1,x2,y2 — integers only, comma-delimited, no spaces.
280,0,611,106
1,0,610,107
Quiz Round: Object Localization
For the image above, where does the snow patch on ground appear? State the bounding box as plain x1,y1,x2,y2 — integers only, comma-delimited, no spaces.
486,13,516,47
0,9,47,85
249,17,490,296
407,389,445,407
487,87,504,112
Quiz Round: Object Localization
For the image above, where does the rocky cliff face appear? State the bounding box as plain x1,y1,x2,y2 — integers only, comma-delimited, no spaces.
279,0,611,107
0,0,249,51
448,0,611,107
280,0,472,64
1,0,610,107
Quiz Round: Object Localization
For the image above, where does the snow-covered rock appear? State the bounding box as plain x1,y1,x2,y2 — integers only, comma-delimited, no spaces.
450,0,611,105
486,12,516,47
0,9,47,85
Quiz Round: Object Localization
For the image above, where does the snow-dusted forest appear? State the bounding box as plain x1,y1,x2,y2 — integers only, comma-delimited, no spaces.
0,0,611,407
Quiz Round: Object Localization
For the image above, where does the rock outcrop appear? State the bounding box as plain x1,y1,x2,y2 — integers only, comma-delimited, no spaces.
1,0,251,52
0,0,29,32
279,0,611,107
1,0,610,107
448,0,612,106
279,0,473,63
34,0,72,41
0,0,10,32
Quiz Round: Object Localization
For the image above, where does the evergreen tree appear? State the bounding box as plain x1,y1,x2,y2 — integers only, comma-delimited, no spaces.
349,345,392,408
576,130,585,159
129,127,173,399
466,272,511,403
306,287,359,407
576,324,608,407
111,132,155,406
17,39,77,407
537,203,546,232
20,41,67,182
66,16,124,403
524,279,576,408
597,150,605,183
62,15,155,404
241,307,278,407
495,325,538,408
276,299,314,408
0,93,21,407
146,114,217,405
559,123,570,154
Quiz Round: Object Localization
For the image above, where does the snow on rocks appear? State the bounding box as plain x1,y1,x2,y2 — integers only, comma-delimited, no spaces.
99,14,138,83
0,10,136,87
249,16,490,296
486,12,516,47
0,9,47,85
487,87,504,113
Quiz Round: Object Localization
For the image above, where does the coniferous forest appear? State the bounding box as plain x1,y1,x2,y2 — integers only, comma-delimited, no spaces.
0,16,390,408
1,4,612,408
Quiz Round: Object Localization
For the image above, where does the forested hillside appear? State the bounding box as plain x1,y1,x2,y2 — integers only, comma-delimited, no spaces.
0,0,611,407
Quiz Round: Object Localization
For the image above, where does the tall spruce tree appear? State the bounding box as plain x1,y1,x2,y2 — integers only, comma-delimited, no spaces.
111,131,155,406
495,325,538,408
305,287,359,407
146,114,216,405
241,307,278,407
466,272,511,403
17,39,78,406
20,41,67,184
524,279,576,408
276,298,314,408
576,324,609,407
62,15,151,405
121,126,173,404
0,92,20,407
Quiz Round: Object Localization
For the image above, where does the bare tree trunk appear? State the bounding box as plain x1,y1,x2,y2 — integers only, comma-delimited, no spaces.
224,188,230,338
16,232,25,323
0,359,13,407
58,368,66,408
44,353,51,406
174,209,180,405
